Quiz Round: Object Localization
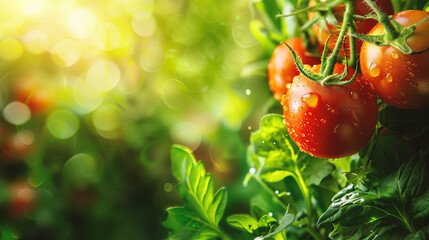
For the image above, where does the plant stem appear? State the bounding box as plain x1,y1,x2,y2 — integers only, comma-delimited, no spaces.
347,24,357,68
252,174,288,211
363,0,399,41
323,0,355,76
294,169,324,240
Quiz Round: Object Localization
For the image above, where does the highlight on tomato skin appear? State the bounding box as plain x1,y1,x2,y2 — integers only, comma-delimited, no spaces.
281,64,378,159
267,38,321,101
308,0,394,56
360,10,429,109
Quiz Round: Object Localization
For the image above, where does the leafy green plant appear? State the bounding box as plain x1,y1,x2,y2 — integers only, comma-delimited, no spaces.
163,146,230,240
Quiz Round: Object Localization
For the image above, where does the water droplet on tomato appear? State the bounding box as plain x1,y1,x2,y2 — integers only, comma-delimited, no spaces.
409,72,415,77
334,124,339,134
302,133,306,137
286,83,291,89
391,52,398,59
283,106,289,112
321,119,326,124
297,142,302,147
385,73,393,83
369,82,375,90
351,109,359,126
290,113,295,118
298,107,303,111
308,112,312,116
369,63,380,77
301,93,320,108
410,82,418,88
350,92,358,100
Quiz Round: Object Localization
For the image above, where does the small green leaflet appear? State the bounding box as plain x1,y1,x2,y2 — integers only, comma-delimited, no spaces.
256,207,294,240
163,145,230,240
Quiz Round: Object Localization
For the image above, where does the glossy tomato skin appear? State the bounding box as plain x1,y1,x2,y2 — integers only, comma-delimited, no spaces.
281,64,378,158
309,0,394,56
360,10,429,109
267,38,321,101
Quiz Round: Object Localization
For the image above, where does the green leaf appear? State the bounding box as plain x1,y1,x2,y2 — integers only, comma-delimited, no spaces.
260,170,294,182
226,214,259,233
319,150,429,239
255,208,295,240
163,145,230,240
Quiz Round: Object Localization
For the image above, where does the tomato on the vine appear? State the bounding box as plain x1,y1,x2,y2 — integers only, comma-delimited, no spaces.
309,0,393,56
360,10,429,109
281,64,378,158
267,38,321,101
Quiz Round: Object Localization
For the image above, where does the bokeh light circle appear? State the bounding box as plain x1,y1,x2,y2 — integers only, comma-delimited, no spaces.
170,122,201,151
0,38,23,61
92,104,122,132
67,8,98,39
86,60,121,93
46,109,80,139
22,30,50,54
125,0,153,18
2,101,31,125
52,39,82,67
63,153,100,187
132,16,157,37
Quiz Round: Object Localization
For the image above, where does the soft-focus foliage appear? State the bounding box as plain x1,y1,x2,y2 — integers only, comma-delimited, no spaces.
0,0,269,239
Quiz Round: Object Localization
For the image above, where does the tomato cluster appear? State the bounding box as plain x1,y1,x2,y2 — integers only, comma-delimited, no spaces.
267,1,429,159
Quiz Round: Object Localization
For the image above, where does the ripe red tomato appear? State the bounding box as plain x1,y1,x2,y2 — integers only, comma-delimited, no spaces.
360,10,429,109
267,38,321,101
281,64,378,158
309,0,393,56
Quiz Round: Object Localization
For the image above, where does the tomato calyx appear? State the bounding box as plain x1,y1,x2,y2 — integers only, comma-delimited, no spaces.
350,0,429,55
282,0,358,86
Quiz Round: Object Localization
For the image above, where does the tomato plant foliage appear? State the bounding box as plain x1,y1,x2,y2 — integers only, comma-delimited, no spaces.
163,0,429,239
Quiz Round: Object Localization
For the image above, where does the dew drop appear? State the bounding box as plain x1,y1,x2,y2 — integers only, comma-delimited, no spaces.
306,139,309,143
410,82,418,88
268,212,273,217
283,106,289,112
286,83,291,89
369,82,375,90
321,119,326,124
351,109,359,125
297,142,302,147
409,72,415,77
334,124,340,134
301,93,320,108
302,133,306,137
298,107,303,111
308,112,313,116
385,73,393,83
245,89,251,95
290,113,295,118
350,92,358,100
286,192,291,196
249,168,256,174
369,63,380,77
391,52,398,59
262,141,265,144
248,126,252,130
275,190,279,195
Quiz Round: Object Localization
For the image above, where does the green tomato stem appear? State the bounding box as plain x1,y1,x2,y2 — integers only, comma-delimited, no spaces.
363,0,399,41
323,0,355,76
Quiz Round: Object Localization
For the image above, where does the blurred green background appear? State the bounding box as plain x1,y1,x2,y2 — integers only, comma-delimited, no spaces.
0,0,272,239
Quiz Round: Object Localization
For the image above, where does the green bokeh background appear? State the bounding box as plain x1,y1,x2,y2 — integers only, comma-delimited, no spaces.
0,0,273,239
